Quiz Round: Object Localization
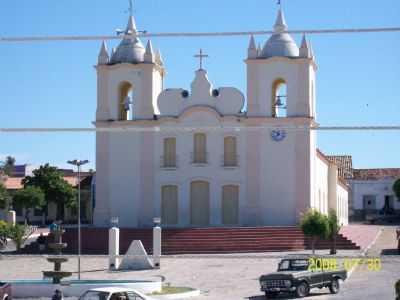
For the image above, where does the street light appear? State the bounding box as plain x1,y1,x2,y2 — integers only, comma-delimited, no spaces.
67,159,89,280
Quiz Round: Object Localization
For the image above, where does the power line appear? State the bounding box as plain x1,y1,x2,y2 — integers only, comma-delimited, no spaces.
1,27,400,43
1,126,400,133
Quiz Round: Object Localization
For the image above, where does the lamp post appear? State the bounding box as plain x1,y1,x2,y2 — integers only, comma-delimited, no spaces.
67,159,89,280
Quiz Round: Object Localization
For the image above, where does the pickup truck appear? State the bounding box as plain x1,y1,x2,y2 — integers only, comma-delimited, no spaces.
0,282,11,300
259,256,347,298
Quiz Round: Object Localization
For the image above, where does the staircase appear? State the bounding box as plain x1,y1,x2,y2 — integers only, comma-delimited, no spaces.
45,226,359,255
19,226,363,255
148,227,306,254
305,233,360,250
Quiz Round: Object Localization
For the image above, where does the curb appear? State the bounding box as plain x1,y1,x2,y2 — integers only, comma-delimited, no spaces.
152,289,201,300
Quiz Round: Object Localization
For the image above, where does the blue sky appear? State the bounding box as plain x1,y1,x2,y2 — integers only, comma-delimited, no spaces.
0,0,399,170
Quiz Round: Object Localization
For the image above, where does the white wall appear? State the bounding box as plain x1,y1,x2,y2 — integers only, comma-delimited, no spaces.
351,178,400,211
315,156,329,215
315,155,349,226
337,183,349,225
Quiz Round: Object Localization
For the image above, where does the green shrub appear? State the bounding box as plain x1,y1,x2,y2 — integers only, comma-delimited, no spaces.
300,209,330,254
7,224,30,251
328,210,341,255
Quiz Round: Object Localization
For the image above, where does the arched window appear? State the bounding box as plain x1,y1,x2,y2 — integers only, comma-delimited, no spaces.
163,138,176,168
161,185,178,225
272,79,287,118
193,133,207,164
224,136,238,167
119,81,133,121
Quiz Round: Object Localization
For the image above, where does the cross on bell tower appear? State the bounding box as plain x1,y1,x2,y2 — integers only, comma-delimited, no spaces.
128,0,134,16
194,49,209,70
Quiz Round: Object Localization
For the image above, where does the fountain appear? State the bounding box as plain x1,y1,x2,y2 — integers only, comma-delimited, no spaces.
42,226,72,284
7,224,162,298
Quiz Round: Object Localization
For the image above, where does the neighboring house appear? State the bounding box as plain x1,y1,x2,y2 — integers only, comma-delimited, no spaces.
350,169,400,220
93,9,349,228
10,164,35,177
0,174,94,225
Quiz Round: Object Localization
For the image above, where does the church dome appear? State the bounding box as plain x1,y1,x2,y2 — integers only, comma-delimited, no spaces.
110,16,146,64
110,37,145,64
259,9,299,59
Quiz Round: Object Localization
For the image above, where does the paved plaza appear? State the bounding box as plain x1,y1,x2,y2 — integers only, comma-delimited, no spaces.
0,250,368,300
0,226,399,300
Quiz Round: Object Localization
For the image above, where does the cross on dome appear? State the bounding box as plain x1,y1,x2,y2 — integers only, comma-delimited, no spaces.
194,49,209,70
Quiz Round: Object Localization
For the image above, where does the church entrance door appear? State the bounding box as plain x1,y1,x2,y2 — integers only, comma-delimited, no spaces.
222,185,239,225
190,181,210,226
161,186,178,225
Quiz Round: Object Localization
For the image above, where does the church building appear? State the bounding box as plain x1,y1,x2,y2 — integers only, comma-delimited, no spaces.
93,9,349,228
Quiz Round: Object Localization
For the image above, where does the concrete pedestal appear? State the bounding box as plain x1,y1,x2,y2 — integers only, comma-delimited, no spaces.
7,210,16,226
108,227,120,270
153,226,161,268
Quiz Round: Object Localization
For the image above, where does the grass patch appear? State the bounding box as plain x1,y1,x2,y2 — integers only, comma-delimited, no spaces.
150,286,195,295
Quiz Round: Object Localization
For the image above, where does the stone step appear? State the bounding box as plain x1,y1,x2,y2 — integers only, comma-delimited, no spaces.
19,226,362,254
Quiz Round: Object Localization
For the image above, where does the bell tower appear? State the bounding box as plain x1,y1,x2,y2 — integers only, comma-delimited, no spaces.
94,15,165,227
246,9,317,119
95,16,165,121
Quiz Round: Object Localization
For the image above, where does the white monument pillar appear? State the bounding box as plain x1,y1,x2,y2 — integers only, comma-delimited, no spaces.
108,227,120,270
7,210,16,226
153,218,162,268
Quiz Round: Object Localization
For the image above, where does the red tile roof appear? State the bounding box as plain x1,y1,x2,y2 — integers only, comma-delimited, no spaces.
3,175,88,190
316,150,351,191
326,155,354,179
3,177,23,189
353,169,400,180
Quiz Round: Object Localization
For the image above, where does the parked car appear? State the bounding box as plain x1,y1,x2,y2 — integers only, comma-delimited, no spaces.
78,287,156,300
259,256,347,298
0,282,11,300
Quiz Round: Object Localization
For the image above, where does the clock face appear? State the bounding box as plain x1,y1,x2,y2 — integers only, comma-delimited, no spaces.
271,130,287,142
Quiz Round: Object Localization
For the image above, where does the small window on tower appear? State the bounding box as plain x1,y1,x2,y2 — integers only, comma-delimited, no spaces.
118,81,133,121
272,79,287,118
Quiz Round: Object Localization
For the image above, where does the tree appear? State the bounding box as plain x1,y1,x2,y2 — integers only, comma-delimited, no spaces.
393,178,400,201
0,220,9,249
13,186,45,224
300,209,330,254
7,224,31,251
0,183,10,210
1,156,16,176
328,210,341,255
23,164,77,221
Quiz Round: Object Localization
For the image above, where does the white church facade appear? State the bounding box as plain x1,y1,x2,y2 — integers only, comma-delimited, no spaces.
93,10,349,228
